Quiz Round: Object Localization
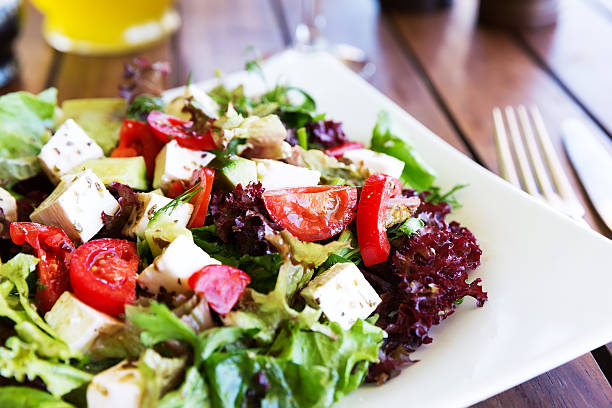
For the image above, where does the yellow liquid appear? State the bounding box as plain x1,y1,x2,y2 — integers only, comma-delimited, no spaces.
30,0,178,54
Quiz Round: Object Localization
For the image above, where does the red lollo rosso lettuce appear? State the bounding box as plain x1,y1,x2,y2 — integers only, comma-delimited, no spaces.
100,182,139,237
365,190,487,384
208,182,281,256
287,120,349,149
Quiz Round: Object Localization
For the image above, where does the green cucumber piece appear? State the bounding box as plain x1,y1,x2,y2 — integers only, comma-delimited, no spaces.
69,157,148,190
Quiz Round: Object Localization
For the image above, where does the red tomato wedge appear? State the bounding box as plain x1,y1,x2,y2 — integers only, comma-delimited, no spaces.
356,174,403,267
111,119,163,181
188,265,251,314
147,111,217,150
188,168,215,228
10,222,75,312
323,141,364,158
262,185,358,242
70,239,139,316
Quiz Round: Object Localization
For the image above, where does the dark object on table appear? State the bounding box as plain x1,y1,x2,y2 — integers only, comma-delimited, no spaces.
0,0,18,89
479,0,559,28
379,0,452,12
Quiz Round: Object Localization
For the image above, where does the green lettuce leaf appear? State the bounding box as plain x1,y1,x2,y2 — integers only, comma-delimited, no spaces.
370,110,436,191
0,89,57,186
0,254,78,361
138,349,186,408
268,320,383,401
0,337,91,397
290,149,368,186
125,301,197,348
158,367,210,408
203,352,336,408
0,386,76,408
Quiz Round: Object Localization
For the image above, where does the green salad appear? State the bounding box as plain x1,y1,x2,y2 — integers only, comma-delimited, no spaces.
0,58,487,407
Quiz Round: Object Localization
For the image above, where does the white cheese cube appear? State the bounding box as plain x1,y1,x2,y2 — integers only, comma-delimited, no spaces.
30,169,119,243
301,262,381,330
44,292,121,354
153,140,215,191
0,187,17,222
122,192,193,238
342,148,405,179
138,234,220,295
87,360,143,408
255,159,321,190
38,119,104,184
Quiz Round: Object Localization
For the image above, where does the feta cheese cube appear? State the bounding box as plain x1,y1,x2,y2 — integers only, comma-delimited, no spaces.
153,140,215,191
44,292,121,354
122,192,193,238
255,159,321,190
87,360,143,408
301,262,381,330
0,187,17,222
30,169,119,243
342,148,405,179
138,234,220,295
38,119,104,184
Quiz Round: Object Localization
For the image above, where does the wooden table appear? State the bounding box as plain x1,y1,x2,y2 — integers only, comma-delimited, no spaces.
8,0,612,405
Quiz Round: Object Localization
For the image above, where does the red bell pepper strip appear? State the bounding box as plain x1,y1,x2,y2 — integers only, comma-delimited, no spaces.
10,222,75,312
356,174,403,267
111,119,163,181
188,265,251,314
323,141,365,158
163,168,215,228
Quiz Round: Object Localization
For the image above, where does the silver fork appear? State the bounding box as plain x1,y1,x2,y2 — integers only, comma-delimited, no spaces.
492,105,586,223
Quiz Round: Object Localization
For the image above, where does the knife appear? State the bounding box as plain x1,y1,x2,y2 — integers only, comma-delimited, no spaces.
561,119,612,231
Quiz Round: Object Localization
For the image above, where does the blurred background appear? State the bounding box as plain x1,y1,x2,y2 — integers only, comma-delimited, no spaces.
1,0,612,405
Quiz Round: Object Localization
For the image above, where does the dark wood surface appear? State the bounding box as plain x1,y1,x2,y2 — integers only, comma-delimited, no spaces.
8,0,612,405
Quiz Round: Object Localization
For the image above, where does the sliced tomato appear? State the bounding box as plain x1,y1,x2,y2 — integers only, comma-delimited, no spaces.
188,265,251,314
147,111,217,150
356,174,403,267
69,239,139,316
111,119,163,181
166,180,187,199
188,168,215,228
262,185,358,241
10,222,75,312
324,141,365,158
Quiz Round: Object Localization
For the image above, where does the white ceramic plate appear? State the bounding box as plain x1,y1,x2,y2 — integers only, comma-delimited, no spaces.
165,51,612,408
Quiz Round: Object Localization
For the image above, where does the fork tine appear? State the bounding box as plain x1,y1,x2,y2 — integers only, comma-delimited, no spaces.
492,107,520,188
529,106,579,203
516,105,557,202
505,106,540,196
529,106,585,219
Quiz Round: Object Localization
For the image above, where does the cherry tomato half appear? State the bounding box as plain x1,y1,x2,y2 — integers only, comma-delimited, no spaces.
70,239,139,316
111,119,163,181
10,222,74,312
262,185,358,242
356,174,403,267
147,111,217,150
188,265,251,314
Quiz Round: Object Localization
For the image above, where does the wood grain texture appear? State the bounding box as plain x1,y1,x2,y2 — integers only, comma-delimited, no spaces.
174,0,286,85
390,0,612,237
52,41,173,101
519,0,612,140
474,353,612,407
279,0,468,154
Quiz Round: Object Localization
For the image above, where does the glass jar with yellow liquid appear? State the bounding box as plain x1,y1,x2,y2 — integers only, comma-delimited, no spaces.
30,0,180,55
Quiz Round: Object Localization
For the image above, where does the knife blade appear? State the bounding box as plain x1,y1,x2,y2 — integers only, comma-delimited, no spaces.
561,119,612,231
